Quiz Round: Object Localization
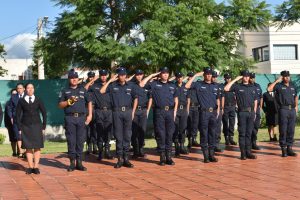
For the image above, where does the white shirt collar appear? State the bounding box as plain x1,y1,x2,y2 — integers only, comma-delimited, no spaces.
24,95,35,103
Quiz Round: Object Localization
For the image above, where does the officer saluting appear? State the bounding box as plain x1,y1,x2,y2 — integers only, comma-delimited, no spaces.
224,70,257,160
148,67,178,166
268,70,298,157
186,67,220,163
58,70,93,171
100,67,138,168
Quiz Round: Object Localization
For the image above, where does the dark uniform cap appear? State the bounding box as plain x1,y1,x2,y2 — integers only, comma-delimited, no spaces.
116,67,127,75
250,72,255,79
212,70,218,78
187,72,194,77
280,70,290,77
240,70,250,77
159,67,169,73
87,71,95,78
224,73,231,79
68,70,79,79
99,69,108,76
135,69,144,75
203,67,213,74
175,72,184,78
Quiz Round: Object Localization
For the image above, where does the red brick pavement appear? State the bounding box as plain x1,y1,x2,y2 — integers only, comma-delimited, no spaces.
1,141,300,200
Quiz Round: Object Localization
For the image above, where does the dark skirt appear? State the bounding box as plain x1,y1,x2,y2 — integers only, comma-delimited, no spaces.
266,112,278,126
21,123,44,149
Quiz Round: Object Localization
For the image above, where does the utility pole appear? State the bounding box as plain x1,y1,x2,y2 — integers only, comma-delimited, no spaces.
37,16,48,79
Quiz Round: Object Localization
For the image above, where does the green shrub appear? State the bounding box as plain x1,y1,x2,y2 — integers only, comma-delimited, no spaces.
0,134,6,144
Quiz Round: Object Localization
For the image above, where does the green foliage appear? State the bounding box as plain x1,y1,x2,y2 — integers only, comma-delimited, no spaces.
34,0,271,78
0,44,8,77
274,0,300,29
0,134,6,145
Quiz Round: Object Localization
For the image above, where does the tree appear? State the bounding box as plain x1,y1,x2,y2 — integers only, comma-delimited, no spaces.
274,0,300,29
0,44,8,77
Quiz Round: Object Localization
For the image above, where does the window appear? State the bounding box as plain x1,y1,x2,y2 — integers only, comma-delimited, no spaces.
273,45,298,60
252,46,269,62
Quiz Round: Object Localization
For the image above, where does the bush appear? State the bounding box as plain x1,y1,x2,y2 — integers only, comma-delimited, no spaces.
0,134,6,144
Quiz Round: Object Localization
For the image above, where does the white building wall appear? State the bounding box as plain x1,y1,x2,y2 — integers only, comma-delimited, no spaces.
0,59,33,80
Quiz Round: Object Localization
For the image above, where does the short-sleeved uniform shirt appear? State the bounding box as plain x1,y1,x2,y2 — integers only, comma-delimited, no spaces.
148,80,178,108
221,82,236,107
274,82,298,107
106,81,137,108
230,83,257,109
190,81,220,109
175,82,189,106
58,86,91,114
253,82,263,106
90,82,112,109
132,81,150,108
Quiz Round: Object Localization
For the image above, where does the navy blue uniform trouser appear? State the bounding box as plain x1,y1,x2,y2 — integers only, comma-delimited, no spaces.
113,110,132,157
65,116,86,159
154,109,175,153
278,108,296,147
187,107,199,139
86,119,97,146
237,111,255,150
215,112,222,145
95,109,112,149
132,109,147,149
222,106,236,137
199,111,217,150
251,109,261,143
174,109,188,143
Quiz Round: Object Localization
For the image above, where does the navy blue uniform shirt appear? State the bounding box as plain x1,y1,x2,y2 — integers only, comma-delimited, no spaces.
191,81,220,109
106,81,137,108
148,80,178,108
91,82,112,109
274,82,298,107
221,83,236,106
231,83,257,108
253,82,263,105
132,81,150,108
176,82,189,106
59,86,91,114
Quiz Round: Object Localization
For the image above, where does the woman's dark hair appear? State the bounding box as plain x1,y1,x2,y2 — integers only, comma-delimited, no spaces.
25,82,34,89
267,82,272,87
16,83,24,88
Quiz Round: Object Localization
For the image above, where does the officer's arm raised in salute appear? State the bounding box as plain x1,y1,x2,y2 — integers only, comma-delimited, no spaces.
267,76,282,92
139,72,161,88
185,72,204,89
100,74,118,94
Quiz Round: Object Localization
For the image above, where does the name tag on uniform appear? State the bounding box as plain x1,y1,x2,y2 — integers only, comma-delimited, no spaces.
201,86,206,89
282,87,286,90
113,88,119,91
126,88,132,91
80,95,84,98
169,87,174,90
65,91,71,94
95,87,100,90
239,90,244,92
291,88,295,90
79,91,84,94
156,84,162,87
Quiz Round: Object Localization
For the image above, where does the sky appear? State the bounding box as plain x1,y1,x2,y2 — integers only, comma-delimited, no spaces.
0,0,285,59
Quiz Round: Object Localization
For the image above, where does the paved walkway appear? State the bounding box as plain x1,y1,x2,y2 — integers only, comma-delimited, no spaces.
1,141,300,200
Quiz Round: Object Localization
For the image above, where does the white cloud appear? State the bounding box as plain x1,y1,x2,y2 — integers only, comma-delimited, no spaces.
4,33,36,59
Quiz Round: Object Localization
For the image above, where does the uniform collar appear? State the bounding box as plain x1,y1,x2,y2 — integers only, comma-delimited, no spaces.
117,81,128,86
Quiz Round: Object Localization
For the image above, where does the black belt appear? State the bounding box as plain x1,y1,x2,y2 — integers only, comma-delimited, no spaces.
200,107,217,112
155,106,174,111
225,103,236,107
113,106,131,112
137,106,147,111
281,105,295,110
66,113,85,117
178,105,187,110
190,103,199,107
95,106,111,111
238,107,253,112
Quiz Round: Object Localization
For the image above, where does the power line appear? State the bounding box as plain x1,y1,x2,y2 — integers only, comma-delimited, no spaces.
5,28,37,53
0,24,36,42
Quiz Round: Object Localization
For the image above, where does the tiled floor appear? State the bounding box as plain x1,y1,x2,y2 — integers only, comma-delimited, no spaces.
1,141,300,199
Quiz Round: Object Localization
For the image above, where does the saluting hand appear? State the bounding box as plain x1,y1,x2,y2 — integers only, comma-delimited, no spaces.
276,76,283,83
196,72,204,77
110,74,118,82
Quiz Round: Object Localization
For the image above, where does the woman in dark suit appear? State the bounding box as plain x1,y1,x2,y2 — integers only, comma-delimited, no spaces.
16,83,47,174
262,83,278,142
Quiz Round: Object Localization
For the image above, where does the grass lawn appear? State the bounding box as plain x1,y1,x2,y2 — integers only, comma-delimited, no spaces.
0,127,300,157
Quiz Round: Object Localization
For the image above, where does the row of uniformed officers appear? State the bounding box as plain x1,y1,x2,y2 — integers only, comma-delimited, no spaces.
58,67,298,171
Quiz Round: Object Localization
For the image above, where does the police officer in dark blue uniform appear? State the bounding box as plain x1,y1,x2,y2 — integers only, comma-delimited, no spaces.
224,70,257,160
148,67,178,166
221,73,237,146
250,73,263,150
268,70,298,157
186,68,220,163
100,67,138,168
173,72,190,156
212,70,223,153
91,69,114,160
58,70,93,171
186,72,201,149
131,69,151,158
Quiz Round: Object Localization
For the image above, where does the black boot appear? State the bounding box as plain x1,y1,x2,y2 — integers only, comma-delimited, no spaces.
114,156,124,168
98,143,103,161
287,146,297,157
132,145,140,159
209,149,218,162
274,135,278,142
159,152,166,166
175,142,180,157
123,153,134,168
225,136,230,146
240,148,246,160
281,147,287,157
92,143,98,154
87,143,92,155
104,145,114,160
188,137,192,150
192,137,201,147
202,149,210,163
252,141,260,150
76,158,87,171
139,147,146,158
180,142,189,155
246,149,257,159
229,137,237,145
166,151,175,165
67,158,76,172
